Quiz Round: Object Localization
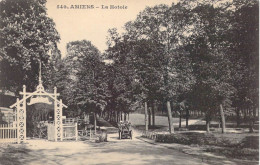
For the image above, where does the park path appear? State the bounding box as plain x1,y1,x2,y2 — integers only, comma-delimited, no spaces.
1,117,257,165
1,130,253,165
2,133,208,165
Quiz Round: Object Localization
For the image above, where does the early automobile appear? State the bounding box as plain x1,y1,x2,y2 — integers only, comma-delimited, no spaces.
118,121,132,139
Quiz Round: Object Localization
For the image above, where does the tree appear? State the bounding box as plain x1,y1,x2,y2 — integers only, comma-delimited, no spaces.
228,0,259,132
126,39,164,128
104,28,136,123
185,1,235,132
103,0,258,134
53,40,107,133
0,0,60,93
123,3,195,133
103,3,196,133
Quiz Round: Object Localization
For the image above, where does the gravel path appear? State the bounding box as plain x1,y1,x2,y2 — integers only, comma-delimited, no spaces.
1,130,254,165
0,134,207,165
0,116,257,165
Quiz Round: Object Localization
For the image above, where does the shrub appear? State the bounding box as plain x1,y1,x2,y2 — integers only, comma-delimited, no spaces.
181,132,218,145
155,133,191,144
240,136,259,149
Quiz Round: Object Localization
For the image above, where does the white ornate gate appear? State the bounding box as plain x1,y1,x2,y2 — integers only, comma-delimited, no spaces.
10,72,67,143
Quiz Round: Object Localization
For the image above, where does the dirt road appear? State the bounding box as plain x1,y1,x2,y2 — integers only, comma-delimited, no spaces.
1,131,250,165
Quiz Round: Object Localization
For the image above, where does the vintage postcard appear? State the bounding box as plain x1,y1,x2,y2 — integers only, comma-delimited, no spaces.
0,0,259,164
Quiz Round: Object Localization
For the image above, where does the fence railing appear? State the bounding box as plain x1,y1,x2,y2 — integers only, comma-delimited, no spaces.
0,124,17,143
63,118,83,125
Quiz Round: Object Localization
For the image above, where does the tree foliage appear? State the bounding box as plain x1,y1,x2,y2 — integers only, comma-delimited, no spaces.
53,40,107,117
104,0,258,132
0,0,60,93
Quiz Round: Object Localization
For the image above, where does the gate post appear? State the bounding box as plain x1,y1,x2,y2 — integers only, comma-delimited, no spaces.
59,99,63,141
17,98,21,144
17,85,26,144
54,87,63,141
54,87,57,141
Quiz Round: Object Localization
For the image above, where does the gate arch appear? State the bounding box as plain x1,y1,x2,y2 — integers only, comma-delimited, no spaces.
10,76,67,143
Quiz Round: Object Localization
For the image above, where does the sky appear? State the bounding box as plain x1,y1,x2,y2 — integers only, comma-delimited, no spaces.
46,0,177,57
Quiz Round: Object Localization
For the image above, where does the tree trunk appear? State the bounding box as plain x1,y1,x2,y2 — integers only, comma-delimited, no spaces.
167,101,173,133
94,112,97,134
179,111,182,128
148,106,151,127
186,109,189,128
113,111,115,122
249,108,255,133
124,112,127,121
115,111,117,122
114,112,116,122
236,108,240,127
144,102,148,133
253,107,257,118
220,104,226,133
206,120,210,132
152,102,155,127
249,119,254,133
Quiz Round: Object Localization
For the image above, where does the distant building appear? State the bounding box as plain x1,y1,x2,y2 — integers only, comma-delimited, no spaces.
0,91,16,124
0,107,14,124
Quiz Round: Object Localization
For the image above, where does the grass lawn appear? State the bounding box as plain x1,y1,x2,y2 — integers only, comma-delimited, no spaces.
129,113,218,132
129,113,259,160
129,113,258,133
